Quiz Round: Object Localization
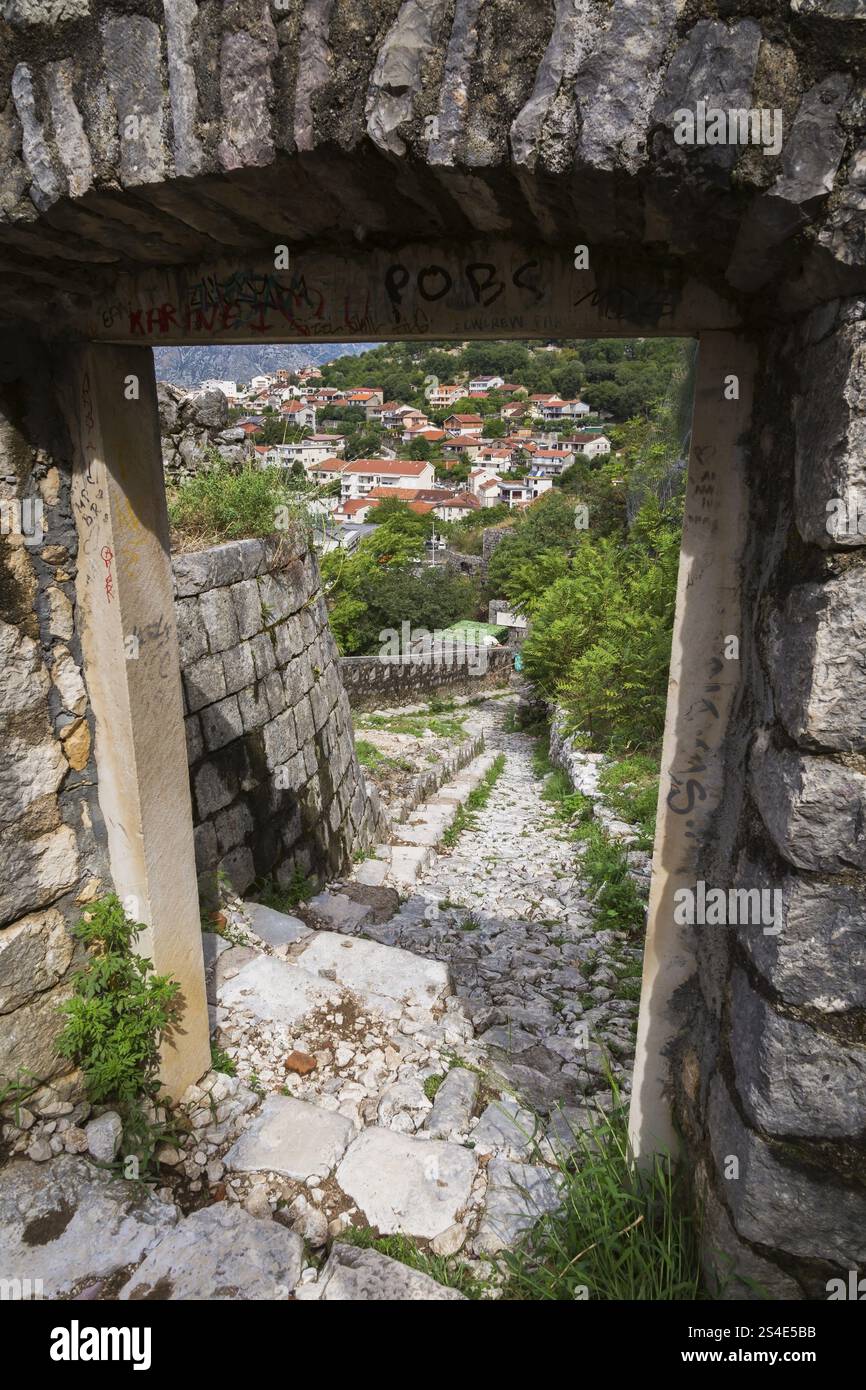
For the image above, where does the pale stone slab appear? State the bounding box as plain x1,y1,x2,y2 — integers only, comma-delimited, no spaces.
336,1128,476,1239
297,931,449,1009
472,1100,540,1159
216,953,341,1026
388,844,432,885
242,900,312,947
424,1067,479,1139
225,1095,355,1179
473,1158,563,1254
353,858,389,887
119,1201,303,1300
309,1243,466,1301
0,1155,178,1298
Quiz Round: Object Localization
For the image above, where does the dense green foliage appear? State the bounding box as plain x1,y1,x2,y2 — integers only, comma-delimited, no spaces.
319,338,686,423
322,503,479,653
168,458,305,546
56,896,182,1171
484,344,695,750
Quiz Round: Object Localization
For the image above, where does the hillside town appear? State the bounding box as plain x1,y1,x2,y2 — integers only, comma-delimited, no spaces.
171,358,612,554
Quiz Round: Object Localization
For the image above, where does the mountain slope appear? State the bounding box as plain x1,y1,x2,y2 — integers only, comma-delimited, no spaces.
153,342,378,388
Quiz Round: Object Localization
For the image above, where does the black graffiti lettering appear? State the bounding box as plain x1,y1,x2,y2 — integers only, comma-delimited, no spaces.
513,260,544,303
466,262,504,307
384,263,411,320
417,264,452,302
667,778,707,815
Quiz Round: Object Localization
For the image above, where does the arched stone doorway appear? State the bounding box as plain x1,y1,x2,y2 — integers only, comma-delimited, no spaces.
1,1,863,1295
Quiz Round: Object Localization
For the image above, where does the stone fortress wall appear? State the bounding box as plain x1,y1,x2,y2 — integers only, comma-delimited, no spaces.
174,534,387,899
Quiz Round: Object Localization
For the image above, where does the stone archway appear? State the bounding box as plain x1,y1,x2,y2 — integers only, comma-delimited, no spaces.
1,1,864,1296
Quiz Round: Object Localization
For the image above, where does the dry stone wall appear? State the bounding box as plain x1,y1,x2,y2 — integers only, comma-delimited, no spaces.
339,646,514,711
174,534,386,899
0,336,110,1116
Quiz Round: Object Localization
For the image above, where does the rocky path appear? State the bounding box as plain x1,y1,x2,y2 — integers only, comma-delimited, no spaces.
354,700,640,1121
0,696,646,1301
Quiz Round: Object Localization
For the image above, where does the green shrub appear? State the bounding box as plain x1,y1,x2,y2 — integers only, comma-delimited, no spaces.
56,895,182,1171
597,755,660,845
168,459,305,546
499,1089,704,1301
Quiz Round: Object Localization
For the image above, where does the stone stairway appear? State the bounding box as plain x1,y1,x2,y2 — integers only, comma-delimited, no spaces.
0,697,642,1300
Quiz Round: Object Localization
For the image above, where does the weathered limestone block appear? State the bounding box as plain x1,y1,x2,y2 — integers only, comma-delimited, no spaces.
120,1201,303,1300
736,865,866,1013
696,1164,805,1300
218,10,279,170
262,708,298,767
307,1243,466,1300
0,819,79,927
708,1076,866,1269
0,979,73,1080
178,390,228,432
652,18,763,180
173,544,246,597
510,0,600,170
767,567,866,749
231,577,262,641
727,76,851,292
102,15,166,186
222,640,256,695
198,587,239,653
574,0,678,176
175,595,208,665
193,759,237,821
0,620,67,819
183,653,228,713
366,0,451,157
163,0,204,179
793,309,866,547
0,908,74,1014
0,1154,178,1300
49,643,87,715
200,694,244,752
729,969,866,1140
750,740,866,871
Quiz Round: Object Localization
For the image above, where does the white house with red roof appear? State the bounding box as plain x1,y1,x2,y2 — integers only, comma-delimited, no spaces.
426,383,463,407
432,493,480,520
531,445,577,476
324,457,437,500
468,374,504,394
279,399,317,429
570,432,611,458
538,397,592,421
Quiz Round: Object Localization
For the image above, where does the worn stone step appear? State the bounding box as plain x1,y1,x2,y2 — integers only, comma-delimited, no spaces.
225,1095,355,1180
216,953,342,1027
0,1155,178,1299
295,931,450,1011
241,900,312,947
335,1127,478,1240
118,1201,303,1301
